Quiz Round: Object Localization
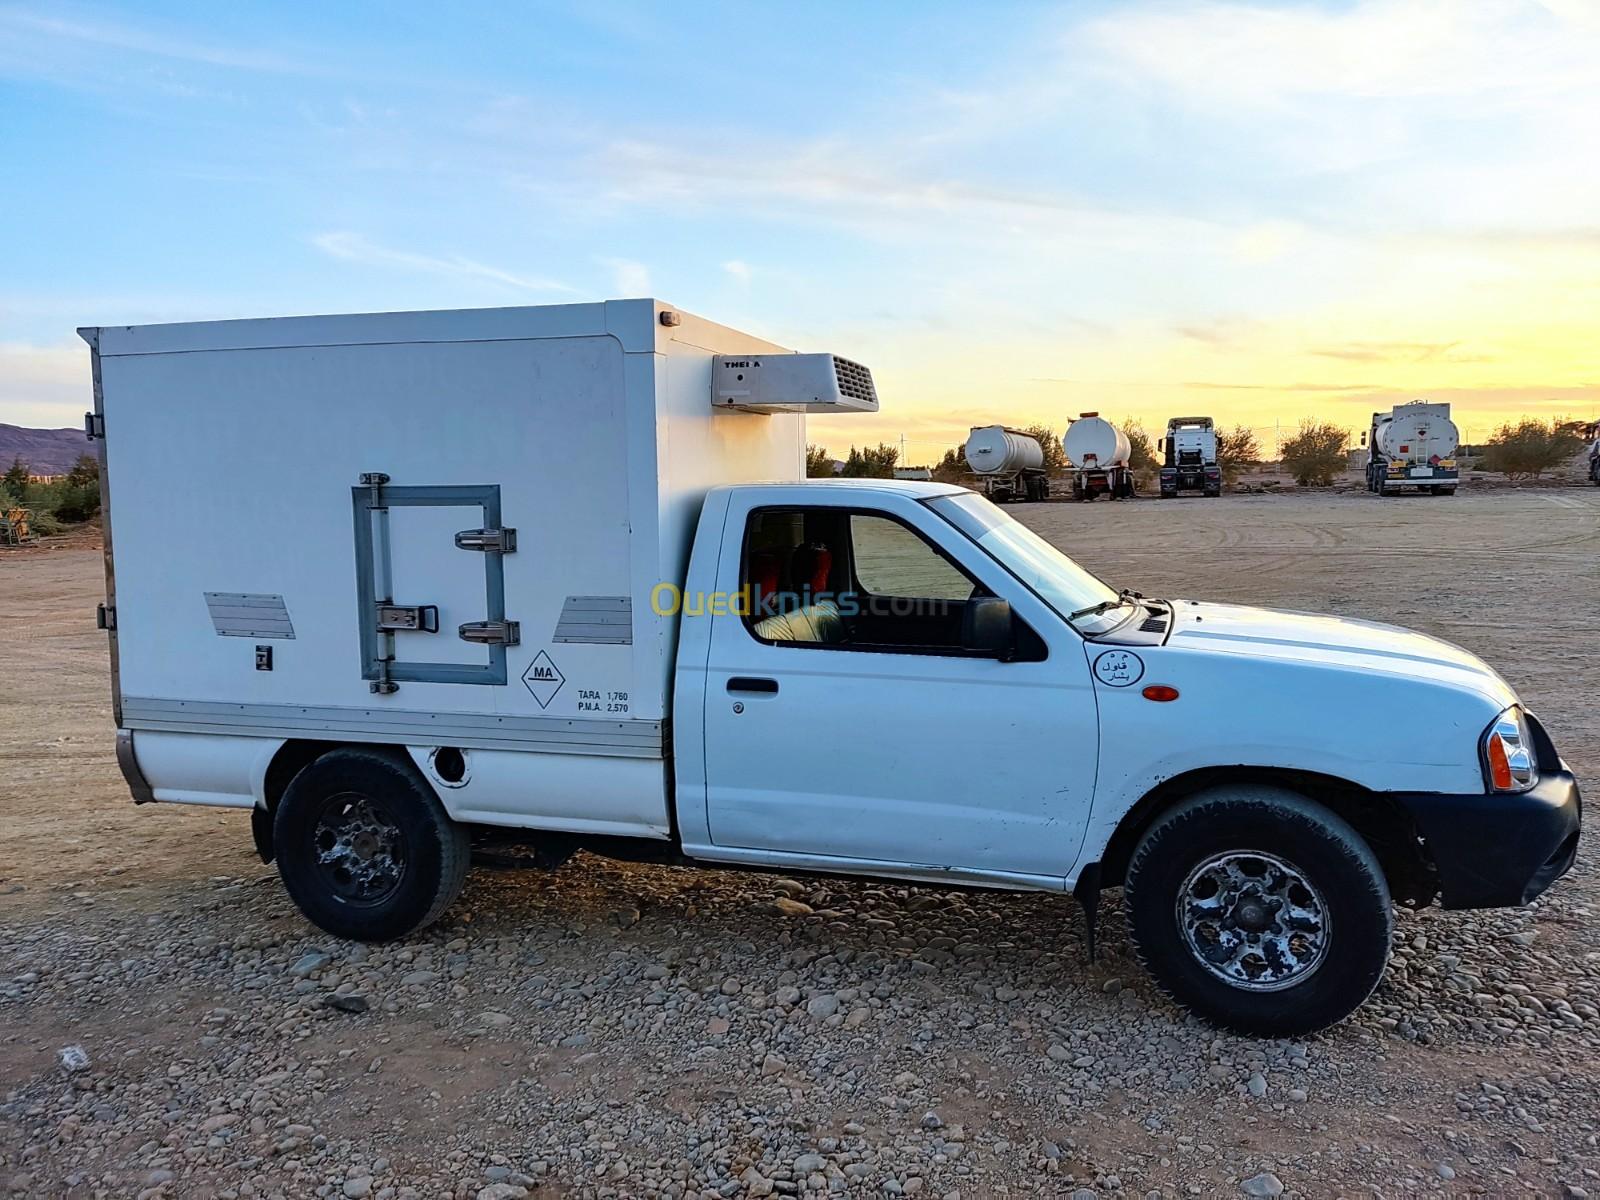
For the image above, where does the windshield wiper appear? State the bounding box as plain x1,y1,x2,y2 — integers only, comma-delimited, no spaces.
1068,588,1144,625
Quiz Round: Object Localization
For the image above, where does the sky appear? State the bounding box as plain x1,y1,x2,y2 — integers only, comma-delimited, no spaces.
2,0,1598,463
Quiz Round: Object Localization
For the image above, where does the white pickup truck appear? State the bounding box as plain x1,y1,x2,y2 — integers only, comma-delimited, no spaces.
83,300,1581,1036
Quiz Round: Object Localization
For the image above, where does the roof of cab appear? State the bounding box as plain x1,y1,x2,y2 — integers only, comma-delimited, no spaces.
720,480,968,499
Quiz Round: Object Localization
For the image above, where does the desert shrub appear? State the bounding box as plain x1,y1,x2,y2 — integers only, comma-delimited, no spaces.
1279,420,1349,486
1120,420,1158,488
16,456,102,525
1217,424,1262,486
1479,418,1582,480
28,510,65,537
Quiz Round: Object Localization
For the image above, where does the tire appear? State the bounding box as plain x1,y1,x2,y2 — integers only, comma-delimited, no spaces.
1125,785,1392,1036
274,747,471,941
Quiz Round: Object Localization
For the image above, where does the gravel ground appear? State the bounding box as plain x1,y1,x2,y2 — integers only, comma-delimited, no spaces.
2,487,1597,1199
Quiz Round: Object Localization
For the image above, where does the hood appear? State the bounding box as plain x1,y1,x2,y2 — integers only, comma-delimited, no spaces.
1167,601,1516,707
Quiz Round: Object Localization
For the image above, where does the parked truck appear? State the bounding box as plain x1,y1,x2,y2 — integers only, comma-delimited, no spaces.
1159,416,1222,498
963,425,1049,502
1063,413,1135,500
81,300,1580,1036
1366,401,1460,496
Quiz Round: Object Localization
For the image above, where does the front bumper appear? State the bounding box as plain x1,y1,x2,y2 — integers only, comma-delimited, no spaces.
1160,468,1220,492
1393,768,1581,908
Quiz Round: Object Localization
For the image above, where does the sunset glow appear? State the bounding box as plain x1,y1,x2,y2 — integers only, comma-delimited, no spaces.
3,1,1597,458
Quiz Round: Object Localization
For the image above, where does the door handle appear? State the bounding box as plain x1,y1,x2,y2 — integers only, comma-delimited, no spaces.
727,677,779,695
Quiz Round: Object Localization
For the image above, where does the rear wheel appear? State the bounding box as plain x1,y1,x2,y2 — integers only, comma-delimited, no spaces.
274,748,471,941
1125,785,1392,1035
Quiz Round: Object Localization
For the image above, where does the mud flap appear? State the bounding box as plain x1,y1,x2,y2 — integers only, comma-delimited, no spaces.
1073,862,1102,962
251,804,276,864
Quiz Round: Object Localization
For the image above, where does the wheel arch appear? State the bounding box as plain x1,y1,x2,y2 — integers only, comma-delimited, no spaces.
254,739,422,863
1097,766,1438,906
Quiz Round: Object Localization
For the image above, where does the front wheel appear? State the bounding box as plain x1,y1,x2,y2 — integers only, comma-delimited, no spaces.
1125,786,1392,1035
274,748,471,941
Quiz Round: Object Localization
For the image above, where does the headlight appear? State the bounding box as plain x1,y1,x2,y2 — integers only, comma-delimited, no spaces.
1482,706,1537,793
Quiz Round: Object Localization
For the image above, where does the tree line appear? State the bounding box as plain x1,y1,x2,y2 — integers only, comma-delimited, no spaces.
1,454,102,535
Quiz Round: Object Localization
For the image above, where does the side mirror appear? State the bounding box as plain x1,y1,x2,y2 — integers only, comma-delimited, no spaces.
1360,432,1367,446
963,596,1015,658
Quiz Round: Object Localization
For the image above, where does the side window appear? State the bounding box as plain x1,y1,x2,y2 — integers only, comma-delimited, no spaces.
850,514,974,600
740,507,993,654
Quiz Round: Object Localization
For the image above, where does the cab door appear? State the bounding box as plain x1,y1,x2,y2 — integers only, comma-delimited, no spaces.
699,490,1097,881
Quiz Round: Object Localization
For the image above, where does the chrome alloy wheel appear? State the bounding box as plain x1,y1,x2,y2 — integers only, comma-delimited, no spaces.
1176,851,1330,991
312,793,408,907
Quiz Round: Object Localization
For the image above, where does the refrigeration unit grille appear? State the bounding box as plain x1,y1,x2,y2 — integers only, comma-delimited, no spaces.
832,356,877,405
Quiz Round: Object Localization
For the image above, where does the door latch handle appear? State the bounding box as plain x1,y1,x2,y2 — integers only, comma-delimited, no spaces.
376,604,439,633
459,619,521,646
455,527,517,553
727,677,778,695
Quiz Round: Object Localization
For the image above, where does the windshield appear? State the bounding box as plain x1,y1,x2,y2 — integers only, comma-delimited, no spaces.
926,492,1131,633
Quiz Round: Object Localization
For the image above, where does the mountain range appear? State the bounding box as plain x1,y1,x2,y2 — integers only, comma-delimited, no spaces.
0,424,90,476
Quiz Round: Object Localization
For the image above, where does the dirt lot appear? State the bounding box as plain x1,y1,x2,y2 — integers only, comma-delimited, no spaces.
2,487,1598,1199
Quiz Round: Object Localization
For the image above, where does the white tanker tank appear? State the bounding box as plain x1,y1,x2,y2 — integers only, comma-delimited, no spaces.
1063,413,1136,501
1063,414,1132,470
962,425,1048,503
1366,400,1460,496
964,425,1044,475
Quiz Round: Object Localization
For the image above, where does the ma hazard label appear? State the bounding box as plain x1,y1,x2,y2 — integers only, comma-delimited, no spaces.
522,651,565,709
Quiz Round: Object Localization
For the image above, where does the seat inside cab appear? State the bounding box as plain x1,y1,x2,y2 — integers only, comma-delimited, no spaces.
740,507,980,651
746,515,846,644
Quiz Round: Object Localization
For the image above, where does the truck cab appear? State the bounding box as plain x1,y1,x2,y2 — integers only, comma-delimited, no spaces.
1159,416,1221,498
666,479,1579,1033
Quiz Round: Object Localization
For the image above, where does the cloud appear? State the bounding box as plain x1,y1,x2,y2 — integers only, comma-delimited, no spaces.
722,260,753,285
1083,0,1597,104
592,138,1211,246
1183,380,1388,393
1173,318,1265,346
311,233,573,294
1310,341,1491,364
599,257,651,296
0,343,91,429
0,8,318,75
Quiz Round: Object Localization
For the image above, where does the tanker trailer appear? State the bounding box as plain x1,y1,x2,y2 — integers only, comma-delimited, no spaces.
1063,413,1134,501
963,425,1050,502
1365,401,1459,495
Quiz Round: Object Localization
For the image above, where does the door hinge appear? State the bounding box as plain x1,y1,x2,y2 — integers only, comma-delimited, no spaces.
96,603,116,631
85,412,105,441
459,619,520,646
358,471,390,509
455,527,517,553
